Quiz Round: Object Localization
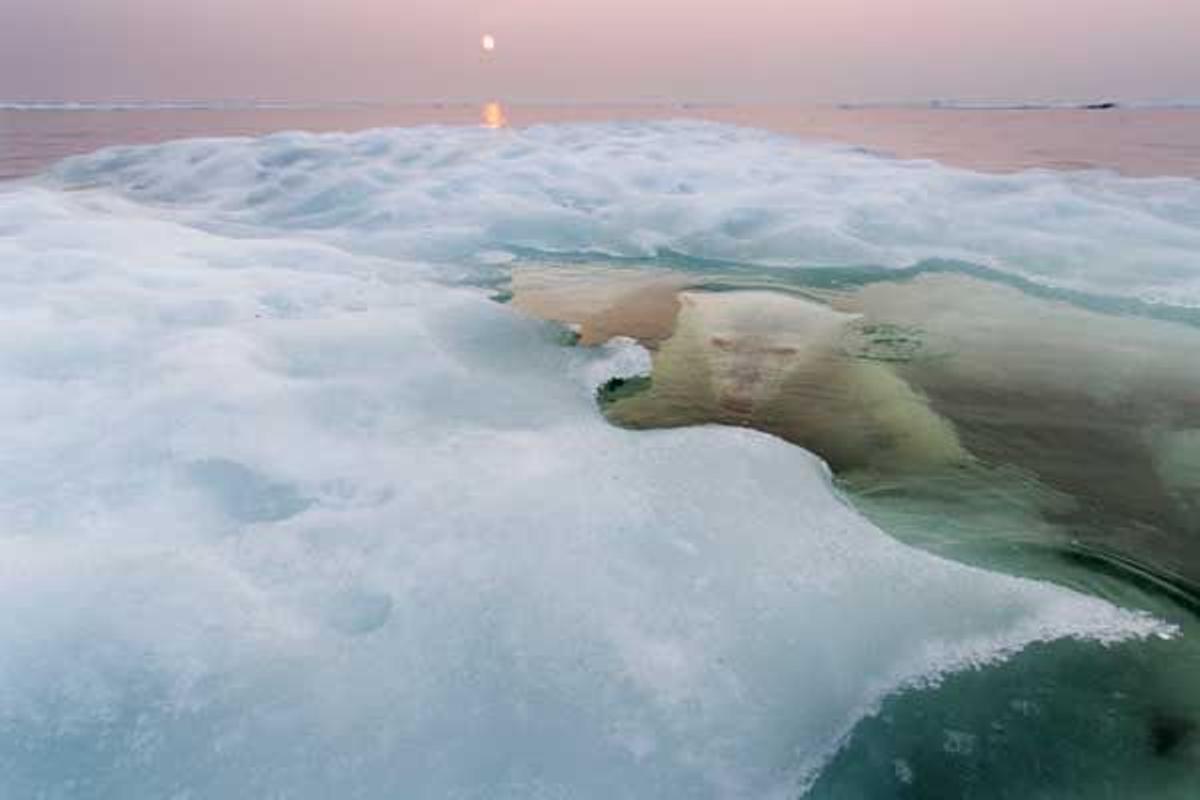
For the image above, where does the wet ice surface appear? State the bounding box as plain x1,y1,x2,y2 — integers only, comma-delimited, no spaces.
45,121,1200,304
1,122,1197,797
509,262,1200,796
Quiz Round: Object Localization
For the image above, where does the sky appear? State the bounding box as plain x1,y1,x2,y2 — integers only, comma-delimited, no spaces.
2,0,1199,103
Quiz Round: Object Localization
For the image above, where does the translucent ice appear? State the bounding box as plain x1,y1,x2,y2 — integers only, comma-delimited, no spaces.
0,123,1186,798
49,121,1200,306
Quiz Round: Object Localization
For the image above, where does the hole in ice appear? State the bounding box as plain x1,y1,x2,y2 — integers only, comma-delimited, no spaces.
323,589,395,636
185,459,312,523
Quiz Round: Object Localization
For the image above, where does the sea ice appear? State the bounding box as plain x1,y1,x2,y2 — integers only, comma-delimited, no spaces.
0,122,1187,798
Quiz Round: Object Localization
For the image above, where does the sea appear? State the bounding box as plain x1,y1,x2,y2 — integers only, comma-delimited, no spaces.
1,101,1198,798
5,101,1200,180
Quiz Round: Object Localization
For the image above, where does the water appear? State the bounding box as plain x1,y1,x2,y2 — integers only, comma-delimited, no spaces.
1,105,1198,798
5,102,1200,179
512,262,1200,796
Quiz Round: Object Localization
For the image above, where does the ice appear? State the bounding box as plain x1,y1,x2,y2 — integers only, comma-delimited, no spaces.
48,121,1200,306
0,123,1185,798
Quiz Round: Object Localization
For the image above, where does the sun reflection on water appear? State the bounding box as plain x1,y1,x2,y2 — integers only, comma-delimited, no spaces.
482,101,507,129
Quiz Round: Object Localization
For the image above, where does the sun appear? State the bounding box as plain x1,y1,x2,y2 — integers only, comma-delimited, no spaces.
481,34,496,53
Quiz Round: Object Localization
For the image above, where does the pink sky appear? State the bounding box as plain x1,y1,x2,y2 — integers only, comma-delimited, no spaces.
2,0,1198,102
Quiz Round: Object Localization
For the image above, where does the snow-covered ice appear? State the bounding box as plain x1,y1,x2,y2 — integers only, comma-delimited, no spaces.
0,122,1187,798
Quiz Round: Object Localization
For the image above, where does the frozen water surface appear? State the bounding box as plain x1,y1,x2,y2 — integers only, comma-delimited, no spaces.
1,122,1196,797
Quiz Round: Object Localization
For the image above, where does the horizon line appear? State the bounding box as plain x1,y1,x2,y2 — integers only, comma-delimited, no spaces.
4,96,1200,111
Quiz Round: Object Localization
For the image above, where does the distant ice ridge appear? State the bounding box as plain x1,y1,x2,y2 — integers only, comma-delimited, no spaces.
0,125,1180,798
49,120,1200,306
843,98,1200,110
0,99,376,111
